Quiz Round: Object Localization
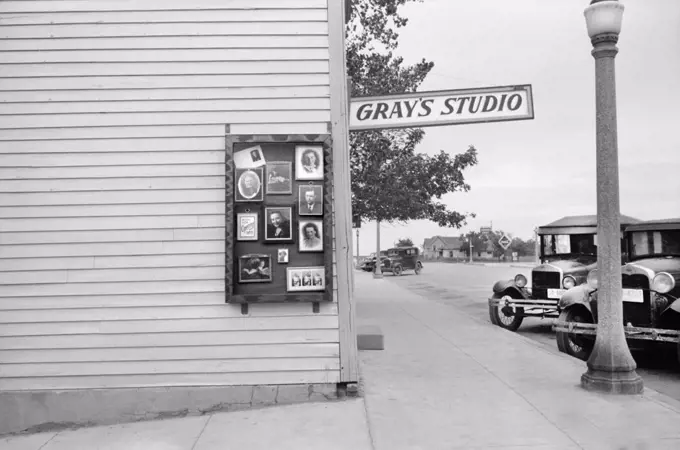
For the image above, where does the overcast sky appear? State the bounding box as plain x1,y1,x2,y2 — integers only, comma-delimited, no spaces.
352,0,680,255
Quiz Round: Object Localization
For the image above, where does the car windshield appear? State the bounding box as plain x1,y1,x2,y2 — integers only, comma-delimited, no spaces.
542,233,597,256
630,229,680,258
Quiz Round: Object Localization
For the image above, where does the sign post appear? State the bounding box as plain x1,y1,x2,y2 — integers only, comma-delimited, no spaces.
498,234,512,251
350,85,534,131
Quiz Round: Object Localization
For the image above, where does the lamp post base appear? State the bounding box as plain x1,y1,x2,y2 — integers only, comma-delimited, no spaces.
581,368,643,395
372,272,384,279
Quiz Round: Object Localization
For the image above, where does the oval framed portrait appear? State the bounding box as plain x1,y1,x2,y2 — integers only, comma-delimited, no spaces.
235,167,263,202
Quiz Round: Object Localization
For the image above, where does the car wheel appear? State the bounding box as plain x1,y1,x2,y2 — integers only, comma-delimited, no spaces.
393,265,403,276
488,295,524,331
415,262,422,274
556,307,594,361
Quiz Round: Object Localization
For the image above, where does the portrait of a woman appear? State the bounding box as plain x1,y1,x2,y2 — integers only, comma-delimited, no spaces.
295,145,324,180
299,220,323,252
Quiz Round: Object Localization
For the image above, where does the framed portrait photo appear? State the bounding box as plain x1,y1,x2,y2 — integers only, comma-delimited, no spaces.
295,145,324,181
235,167,263,202
233,145,266,169
265,161,293,195
277,248,289,264
236,212,258,241
298,185,323,216
264,206,293,242
298,219,323,252
286,266,325,292
238,254,272,284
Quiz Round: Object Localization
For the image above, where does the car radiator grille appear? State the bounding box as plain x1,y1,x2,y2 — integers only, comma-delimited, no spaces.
622,274,651,327
531,271,560,300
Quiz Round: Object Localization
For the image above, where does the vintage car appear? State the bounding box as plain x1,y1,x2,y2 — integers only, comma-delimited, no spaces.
554,218,680,361
381,246,423,276
359,251,388,272
488,214,640,331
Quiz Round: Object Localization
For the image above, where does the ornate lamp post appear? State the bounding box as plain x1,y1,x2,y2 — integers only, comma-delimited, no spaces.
581,0,643,394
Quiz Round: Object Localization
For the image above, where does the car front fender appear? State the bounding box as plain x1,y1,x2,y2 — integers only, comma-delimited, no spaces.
668,297,680,313
492,280,527,299
558,284,595,311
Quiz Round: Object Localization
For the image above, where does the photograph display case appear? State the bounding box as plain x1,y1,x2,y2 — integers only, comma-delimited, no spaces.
225,134,333,304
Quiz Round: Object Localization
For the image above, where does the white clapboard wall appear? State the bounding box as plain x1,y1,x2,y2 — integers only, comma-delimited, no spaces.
0,0,341,391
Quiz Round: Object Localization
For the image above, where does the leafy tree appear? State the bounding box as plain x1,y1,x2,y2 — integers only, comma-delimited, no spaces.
347,0,478,229
395,237,414,247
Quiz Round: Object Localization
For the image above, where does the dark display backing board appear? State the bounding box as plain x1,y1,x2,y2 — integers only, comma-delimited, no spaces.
225,133,333,304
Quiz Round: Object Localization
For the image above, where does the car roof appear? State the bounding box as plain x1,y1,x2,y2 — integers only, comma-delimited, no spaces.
537,214,640,235
624,218,680,232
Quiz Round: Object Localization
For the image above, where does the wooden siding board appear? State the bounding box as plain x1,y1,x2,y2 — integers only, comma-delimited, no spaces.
0,49,330,64
0,10,328,25
0,86,331,104
0,0,329,14
0,343,340,364
0,0,339,391
0,36,330,51
0,329,339,350
0,98,331,116
0,371,341,391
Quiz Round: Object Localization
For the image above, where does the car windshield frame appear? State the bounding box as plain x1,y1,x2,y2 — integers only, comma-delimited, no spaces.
540,233,598,257
629,229,680,260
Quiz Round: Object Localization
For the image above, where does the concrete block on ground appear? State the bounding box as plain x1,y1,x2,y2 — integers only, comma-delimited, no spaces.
357,324,384,350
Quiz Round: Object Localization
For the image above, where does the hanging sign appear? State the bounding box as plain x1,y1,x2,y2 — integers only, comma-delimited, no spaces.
349,84,534,131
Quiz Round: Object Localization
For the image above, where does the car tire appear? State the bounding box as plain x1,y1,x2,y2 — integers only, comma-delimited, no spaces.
556,307,594,361
393,265,403,276
415,262,422,274
488,295,524,331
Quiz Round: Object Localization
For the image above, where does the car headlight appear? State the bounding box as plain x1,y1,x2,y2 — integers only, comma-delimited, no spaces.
514,274,527,288
562,276,576,290
651,272,675,294
586,269,598,290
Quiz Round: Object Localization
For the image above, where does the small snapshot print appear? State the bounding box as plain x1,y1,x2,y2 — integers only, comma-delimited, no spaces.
299,219,323,252
295,145,324,181
238,254,272,283
264,206,293,242
233,145,266,169
298,185,323,216
266,161,293,195
236,212,258,241
277,248,289,264
235,167,264,202
286,266,325,292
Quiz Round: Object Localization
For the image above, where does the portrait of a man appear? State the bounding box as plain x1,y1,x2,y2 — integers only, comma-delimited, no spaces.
299,220,323,252
266,161,292,195
233,145,265,169
265,207,292,241
298,185,323,216
295,145,324,180
235,168,263,202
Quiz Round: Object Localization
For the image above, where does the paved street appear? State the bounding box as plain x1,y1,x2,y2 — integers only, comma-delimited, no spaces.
385,261,680,403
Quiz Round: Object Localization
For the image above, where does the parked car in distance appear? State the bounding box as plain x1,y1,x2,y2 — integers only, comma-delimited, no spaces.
381,246,423,276
488,214,640,332
359,251,388,272
555,218,680,361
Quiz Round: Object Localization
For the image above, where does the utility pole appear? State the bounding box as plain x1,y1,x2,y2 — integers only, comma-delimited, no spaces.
469,232,473,264
373,220,383,278
356,227,360,269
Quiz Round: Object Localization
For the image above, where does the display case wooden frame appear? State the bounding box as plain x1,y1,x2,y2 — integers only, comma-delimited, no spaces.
225,131,333,304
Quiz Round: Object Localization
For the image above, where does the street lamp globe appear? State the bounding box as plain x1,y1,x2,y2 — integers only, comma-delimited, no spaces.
584,0,625,39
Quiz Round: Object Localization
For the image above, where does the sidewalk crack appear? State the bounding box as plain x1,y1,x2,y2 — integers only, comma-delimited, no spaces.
190,415,214,450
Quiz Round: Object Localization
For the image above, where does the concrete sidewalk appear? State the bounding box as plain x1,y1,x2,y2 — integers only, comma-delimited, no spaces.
4,272,680,449
356,271,680,450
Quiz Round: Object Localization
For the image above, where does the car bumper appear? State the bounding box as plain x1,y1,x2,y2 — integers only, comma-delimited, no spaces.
552,321,680,344
488,296,560,317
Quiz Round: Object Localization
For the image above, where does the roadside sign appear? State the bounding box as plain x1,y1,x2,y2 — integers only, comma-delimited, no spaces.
349,84,534,131
480,226,492,235
498,234,512,250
